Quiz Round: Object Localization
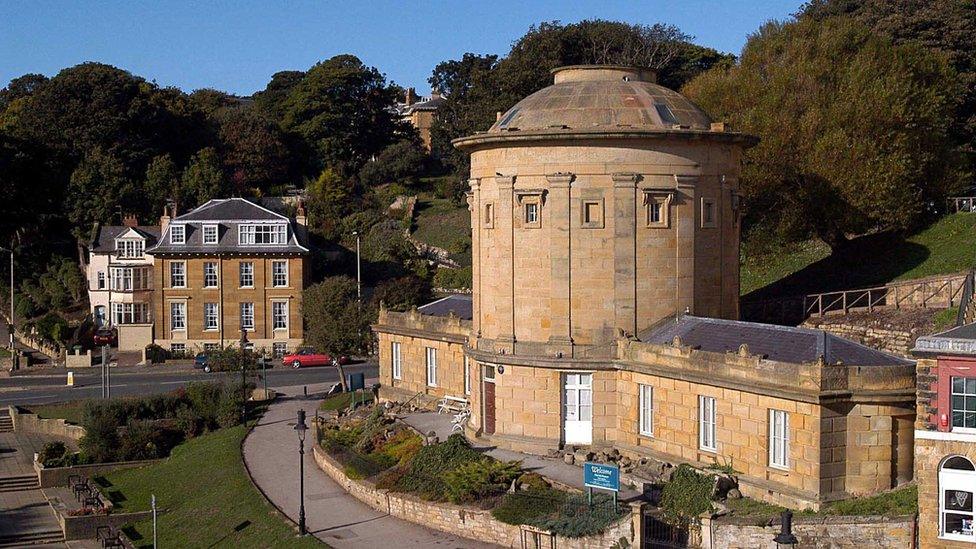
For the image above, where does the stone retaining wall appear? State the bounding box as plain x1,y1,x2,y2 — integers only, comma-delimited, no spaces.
800,321,916,357
34,459,159,488
702,514,916,549
10,405,86,440
312,443,637,548
57,509,153,541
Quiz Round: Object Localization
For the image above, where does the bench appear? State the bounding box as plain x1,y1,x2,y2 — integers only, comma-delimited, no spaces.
97,526,124,548
437,395,469,415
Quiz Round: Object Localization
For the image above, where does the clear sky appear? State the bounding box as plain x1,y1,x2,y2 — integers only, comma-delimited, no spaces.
2,0,801,96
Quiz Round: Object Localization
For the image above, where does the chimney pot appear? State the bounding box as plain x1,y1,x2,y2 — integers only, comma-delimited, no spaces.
122,214,139,228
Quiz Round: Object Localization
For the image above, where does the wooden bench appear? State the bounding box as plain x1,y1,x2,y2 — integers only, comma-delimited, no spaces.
437,395,468,414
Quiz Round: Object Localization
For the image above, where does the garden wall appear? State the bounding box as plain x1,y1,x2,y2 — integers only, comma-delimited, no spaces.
312,443,637,548
702,514,916,549
55,508,153,541
9,405,85,440
34,459,160,488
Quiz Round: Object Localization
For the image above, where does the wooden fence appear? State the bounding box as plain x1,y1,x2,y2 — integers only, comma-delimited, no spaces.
948,196,976,213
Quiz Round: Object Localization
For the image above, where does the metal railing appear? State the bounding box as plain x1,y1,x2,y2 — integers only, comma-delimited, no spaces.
948,196,976,213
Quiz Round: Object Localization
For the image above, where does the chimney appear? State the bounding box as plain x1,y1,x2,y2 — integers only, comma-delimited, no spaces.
431,88,441,100
405,87,417,106
160,204,171,235
122,214,139,228
294,200,308,246
295,201,307,227
496,111,503,122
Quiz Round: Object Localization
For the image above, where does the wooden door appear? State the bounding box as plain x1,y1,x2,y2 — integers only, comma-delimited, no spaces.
483,364,496,435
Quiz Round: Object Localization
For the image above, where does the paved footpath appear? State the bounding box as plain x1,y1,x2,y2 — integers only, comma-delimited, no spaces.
243,384,494,548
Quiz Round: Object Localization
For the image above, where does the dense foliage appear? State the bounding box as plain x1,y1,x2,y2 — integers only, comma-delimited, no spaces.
659,464,714,526
683,16,966,249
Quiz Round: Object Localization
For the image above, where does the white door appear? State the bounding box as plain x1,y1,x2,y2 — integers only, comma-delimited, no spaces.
563,373,593,445
94,306,106,327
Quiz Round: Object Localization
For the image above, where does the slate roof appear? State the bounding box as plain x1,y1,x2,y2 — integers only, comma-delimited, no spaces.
90,226,160,253
417,294,473,320
913,322,976,356
641,315,911,367
147,198,308,255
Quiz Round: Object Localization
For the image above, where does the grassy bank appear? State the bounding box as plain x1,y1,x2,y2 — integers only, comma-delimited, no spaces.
99,425,321,548
26,400,89,425
411,194,471,267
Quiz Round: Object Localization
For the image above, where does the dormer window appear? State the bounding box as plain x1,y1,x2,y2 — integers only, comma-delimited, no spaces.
115,239,144,259
239,224,287,245
170,225,185,244
203,224,219,245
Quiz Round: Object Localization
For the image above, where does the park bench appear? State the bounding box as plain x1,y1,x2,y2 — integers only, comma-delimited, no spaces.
97,526,124,548
437,395,468,415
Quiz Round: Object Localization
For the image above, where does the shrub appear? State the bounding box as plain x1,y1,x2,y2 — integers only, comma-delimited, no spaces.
535,492,627,538
118,419,162,460
79,405,122,463
38,441,68,467
185,382,223,429
660,464,714,526
493,486,568,525
175,407,204,438
432,267,471,290
144,344,170,364
394,433,483,500
216,388,245,428
444,458,522,503
378,430,422,464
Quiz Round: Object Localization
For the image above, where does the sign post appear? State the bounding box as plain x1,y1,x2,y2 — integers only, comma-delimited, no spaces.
583,462,620,512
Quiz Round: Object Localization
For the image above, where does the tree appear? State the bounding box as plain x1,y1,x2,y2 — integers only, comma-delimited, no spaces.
144,154,180,215
371,275,431,311
253,70,305,120
180,147,226,208
682,17,965,248
302,276,371,356
357,139,427,188
305,167,355,240
215,109,291,193
66,148,136,239
278,55,407,170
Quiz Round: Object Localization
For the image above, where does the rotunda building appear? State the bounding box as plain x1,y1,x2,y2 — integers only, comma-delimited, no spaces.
454,65,756,358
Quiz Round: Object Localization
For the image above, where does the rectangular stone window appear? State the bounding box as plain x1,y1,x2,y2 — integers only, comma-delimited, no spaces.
639,384,653,436
203,224,219,245
170,343,186,355
204,302,219,331
768,409,789,469
272,260,288,287
204,343,219,352
392,341,402,380
426,347,437,387
699,395,717,452
170,302,186,331
642,190,672,228
581,200,604,229
701,197,717,228
240,302,254,331
170,261,186,288
272,342,287,358
97,271,106,290
203,262,218,288
272,301,288,330
525,202,539,225
483,203,494,228
239,262,254,288
170,225,185,245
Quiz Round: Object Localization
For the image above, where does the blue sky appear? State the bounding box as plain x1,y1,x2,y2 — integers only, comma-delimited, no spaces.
2,1,801,96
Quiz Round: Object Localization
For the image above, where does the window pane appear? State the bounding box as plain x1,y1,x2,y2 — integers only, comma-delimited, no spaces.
946,490,975,513
968,378,976,394
955,377,966,393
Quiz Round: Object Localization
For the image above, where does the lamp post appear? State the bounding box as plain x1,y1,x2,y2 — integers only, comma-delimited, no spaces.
773,510,798,548
351,231,361,301
295,409,308,536
240,320,249,424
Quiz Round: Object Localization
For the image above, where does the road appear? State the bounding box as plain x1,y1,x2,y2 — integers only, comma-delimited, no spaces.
0,361,379,406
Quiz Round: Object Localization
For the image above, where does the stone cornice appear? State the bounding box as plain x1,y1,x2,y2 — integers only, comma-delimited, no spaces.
452,128,760,152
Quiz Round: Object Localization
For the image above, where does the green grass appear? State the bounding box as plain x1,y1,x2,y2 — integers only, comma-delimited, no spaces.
411,194,471,267
318,390,375,412
98,426,322,548
743,213,976,300
26,400,89,425
934,307,960,332
727,485,918,519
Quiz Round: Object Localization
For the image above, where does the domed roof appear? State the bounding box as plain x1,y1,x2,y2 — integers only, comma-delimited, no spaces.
489,65,712,133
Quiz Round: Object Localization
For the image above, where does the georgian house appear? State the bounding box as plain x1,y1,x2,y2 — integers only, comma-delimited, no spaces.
87,216,159,343
85,198,309,356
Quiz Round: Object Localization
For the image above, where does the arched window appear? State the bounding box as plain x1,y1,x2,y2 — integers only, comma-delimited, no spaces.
940,455,976,541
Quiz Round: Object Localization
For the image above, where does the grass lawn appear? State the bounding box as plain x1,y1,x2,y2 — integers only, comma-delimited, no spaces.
98,425,322,549
411,194,471,267
26,400,89,425
726,485,918,519
319,390,375,412
743,213,976,299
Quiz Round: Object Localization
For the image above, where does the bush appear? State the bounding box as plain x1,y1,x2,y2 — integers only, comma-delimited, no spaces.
216,386,246,428
118,419,163,460
660,464,714,526
394,433,483,500
38,441,68,467
433,267,471,290
493,486,568,525
175,407,204,438
535,492,627,538
144,344,170,364
444,458,522,503
79,405,122,463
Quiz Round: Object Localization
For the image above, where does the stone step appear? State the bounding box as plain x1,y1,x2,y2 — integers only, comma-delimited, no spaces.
0,529,64,547
0,474,39,491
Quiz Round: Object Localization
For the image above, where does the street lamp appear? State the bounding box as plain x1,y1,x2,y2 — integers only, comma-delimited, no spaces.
351,231,361,301
773,510,798,548
295,409,308,536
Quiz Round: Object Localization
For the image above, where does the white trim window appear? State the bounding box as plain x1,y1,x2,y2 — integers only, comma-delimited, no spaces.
170,343,186,355
239,262,254,288
940,456,976,542
272,260,288,287
111,302,150,325
170,225,185,244
240,302,254,331
699,395,717,452
170,261,186,288
110,267,151,291
425,347,437,387
96,271,106,289
170,302,186,331
525,202,539,224
115,239,145,259
204,303,219,331
203,262,218,288
464,357,471,395
272,342,287,358
951,377,976,431
769,409,790,470
391,341,402,380
639,384,654,437
272,301,288,330
239,224,287,245
203,224,219,245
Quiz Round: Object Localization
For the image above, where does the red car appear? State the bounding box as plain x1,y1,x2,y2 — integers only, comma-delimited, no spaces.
93,327,117,347
283,348,350,369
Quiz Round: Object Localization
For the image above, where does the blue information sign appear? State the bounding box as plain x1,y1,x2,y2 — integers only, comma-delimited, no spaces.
583,462,620,492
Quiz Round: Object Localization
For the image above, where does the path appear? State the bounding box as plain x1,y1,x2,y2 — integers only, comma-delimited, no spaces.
402,412,642,500
243,384,494,548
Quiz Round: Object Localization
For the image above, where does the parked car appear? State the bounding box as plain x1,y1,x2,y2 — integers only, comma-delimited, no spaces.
282,348,350,369
194,352,212,373
93,327,117,346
